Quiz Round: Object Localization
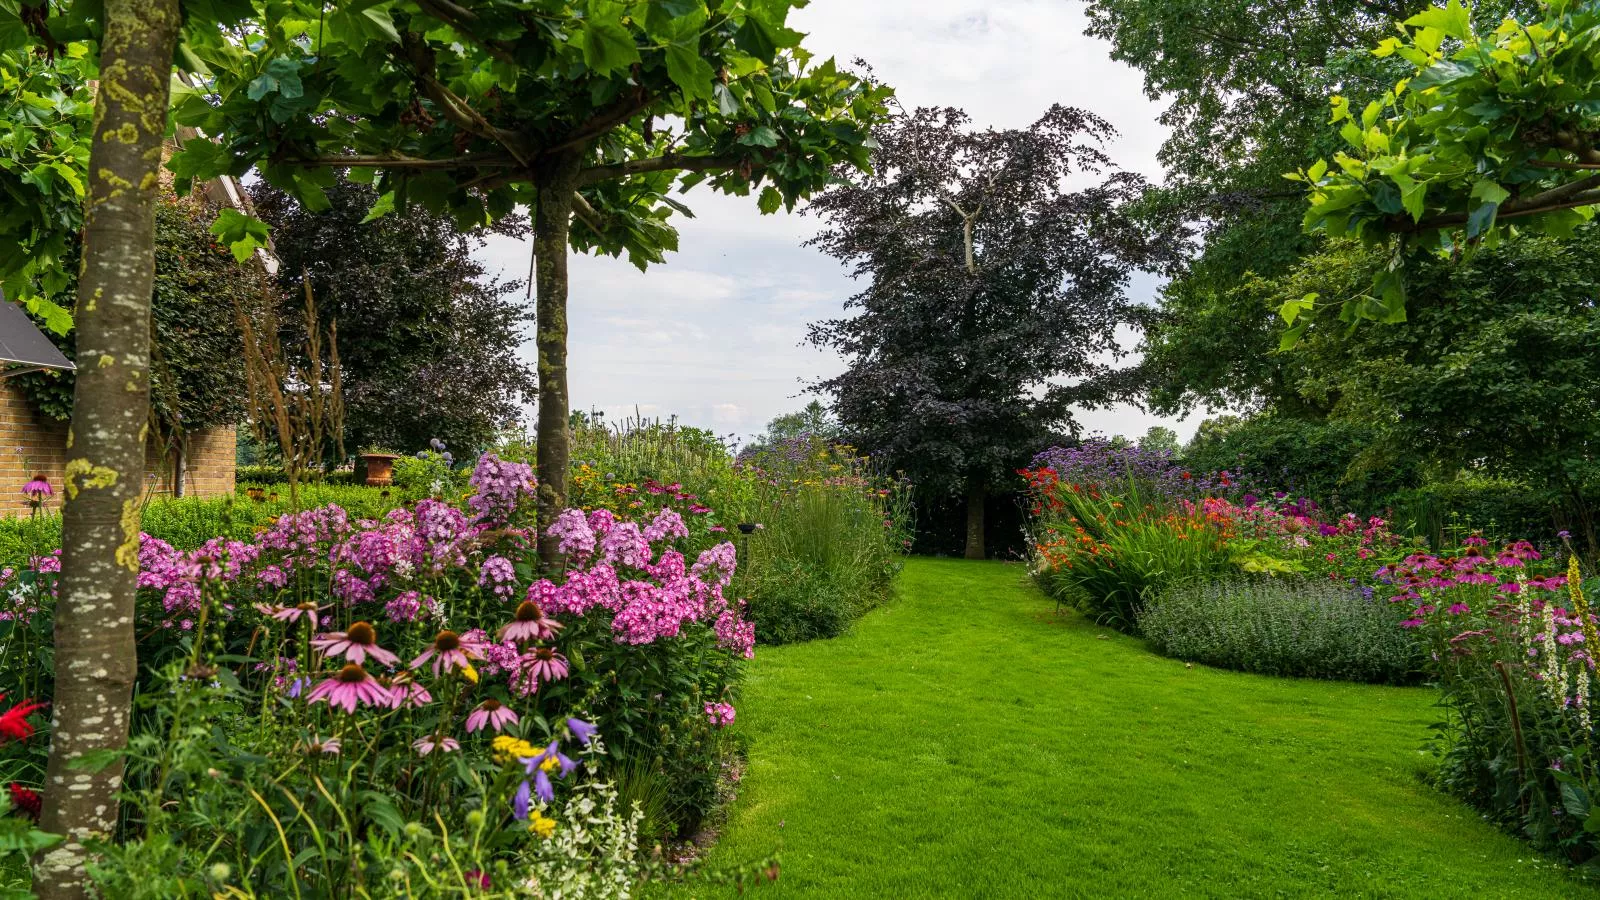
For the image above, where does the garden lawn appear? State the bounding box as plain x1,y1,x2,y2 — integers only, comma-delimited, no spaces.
667,557,1597,898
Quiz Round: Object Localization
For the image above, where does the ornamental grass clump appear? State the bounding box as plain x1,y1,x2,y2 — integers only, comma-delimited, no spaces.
1138,579,1420,683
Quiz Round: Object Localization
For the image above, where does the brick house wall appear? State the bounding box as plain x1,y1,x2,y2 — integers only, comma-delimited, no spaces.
0,380,235,516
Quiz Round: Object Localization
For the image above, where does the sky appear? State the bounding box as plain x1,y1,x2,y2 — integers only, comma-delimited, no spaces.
477,0,1211,448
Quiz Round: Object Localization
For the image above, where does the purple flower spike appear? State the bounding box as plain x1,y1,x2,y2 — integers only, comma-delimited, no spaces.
567,717,598,746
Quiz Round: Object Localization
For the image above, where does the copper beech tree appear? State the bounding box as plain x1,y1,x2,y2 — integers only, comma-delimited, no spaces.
171,0,893,565
806,105,1173,558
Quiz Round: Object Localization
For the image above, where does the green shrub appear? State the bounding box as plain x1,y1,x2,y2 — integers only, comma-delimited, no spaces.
1182,415,1422,513
390,449,464,497
562,421,910,645
1136,579,1420,683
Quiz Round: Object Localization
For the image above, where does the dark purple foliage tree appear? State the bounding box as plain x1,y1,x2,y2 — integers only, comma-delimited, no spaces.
807,104,1171,558
250,176,537,455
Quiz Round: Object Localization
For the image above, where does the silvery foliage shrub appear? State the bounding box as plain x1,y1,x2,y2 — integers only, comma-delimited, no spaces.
521,777,644,899
1137,579,1420,683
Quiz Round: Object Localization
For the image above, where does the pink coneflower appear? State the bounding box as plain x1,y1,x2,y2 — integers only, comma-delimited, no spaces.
305,663,393,713
21,476,50,503
380,675,432,709
522,646,569,686
256,600,325,631
411,630,486,676
312,621,400,668
413,735,460,756
465,698,519,733
500,600,562,643
688,504,712,515
303,736,341,755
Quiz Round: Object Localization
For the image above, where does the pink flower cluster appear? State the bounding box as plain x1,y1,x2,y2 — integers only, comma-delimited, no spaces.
467,453,536,523
705,701,736,727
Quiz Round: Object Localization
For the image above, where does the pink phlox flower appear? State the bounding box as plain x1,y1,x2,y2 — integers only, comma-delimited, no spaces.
548,509,597,557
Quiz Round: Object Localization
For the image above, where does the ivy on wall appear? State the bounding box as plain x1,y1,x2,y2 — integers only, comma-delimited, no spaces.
19,197,257,432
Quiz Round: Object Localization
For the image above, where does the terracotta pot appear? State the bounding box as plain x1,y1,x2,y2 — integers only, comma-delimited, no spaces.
360,453,401,486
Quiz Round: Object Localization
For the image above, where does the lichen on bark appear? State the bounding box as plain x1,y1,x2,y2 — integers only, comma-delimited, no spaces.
31,0,183,895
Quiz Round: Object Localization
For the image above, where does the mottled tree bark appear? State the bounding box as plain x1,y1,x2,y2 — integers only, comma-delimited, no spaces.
964,482,986,560
533,156,583,567
32,0,180,894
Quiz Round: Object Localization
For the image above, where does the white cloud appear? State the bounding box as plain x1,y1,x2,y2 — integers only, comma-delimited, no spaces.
478,0,1197,444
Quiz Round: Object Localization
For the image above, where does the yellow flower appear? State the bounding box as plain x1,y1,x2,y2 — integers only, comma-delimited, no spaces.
459,662,480,684
491,736,540,764
528,811,557,839
539,754,559,773
1569,555,1598,650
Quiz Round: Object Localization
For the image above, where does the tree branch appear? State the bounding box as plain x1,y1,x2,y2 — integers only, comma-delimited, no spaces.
576,151,747,186
401,35,538,166
412,0,518,65
570,191,607,235
287,153,520,170
1414,187,1600,230
548,88,655,155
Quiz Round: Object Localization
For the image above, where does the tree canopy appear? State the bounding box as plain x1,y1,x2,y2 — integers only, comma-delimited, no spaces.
807,104,1168,558
1296,0,1600,327
251,176,536,455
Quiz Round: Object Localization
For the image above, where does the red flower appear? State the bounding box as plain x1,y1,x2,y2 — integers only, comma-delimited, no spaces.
0,695,47,743
7,783,39,822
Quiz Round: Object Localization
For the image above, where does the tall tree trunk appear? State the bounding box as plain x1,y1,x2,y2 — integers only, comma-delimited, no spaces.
964,482,986,560
533,158,582,567
32,0,180,895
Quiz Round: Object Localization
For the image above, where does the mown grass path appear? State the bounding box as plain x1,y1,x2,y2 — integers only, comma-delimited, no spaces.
668,558,1597,898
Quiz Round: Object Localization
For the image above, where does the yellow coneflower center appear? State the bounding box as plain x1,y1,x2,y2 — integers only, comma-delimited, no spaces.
434,630,461,652
347,621,376,644
515,601,544,622
336,663,369,684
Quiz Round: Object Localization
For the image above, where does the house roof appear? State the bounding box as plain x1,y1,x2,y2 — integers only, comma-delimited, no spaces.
0,292,75,376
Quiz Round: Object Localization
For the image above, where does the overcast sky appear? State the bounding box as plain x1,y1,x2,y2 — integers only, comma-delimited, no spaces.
478,0,1209,447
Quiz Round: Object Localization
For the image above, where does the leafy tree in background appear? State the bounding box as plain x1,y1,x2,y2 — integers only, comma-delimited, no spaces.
1138,425,1180,456
808,105,1169,559
1241,231,1600,543
17,198,256,440
1296,0,1600,326
745,399,839,452
250,176,536,455
169,0,892,564
1086,0,1526,404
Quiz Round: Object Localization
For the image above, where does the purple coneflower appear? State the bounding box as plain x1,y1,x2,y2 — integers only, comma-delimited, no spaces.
411,629,486,676
303,736,341,755
305,663,393,713
522,646,569,686
499,600,561,643
256,600,325,631
311,621,400,668
413,735,460,756
465,698,519,733
380,676,432,709
21,476,50,503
